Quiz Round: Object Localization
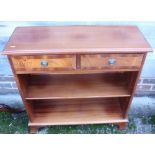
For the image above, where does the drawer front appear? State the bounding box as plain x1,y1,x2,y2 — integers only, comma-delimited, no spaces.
81,54,143,70
11,55,76,73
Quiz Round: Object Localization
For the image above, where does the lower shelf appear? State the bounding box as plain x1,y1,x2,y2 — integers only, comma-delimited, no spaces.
29,98,128,126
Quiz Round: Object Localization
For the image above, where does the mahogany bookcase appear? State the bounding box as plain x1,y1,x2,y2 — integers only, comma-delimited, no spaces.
3,26,152,133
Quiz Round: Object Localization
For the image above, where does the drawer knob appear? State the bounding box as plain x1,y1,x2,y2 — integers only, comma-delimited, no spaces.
40,60,48,67
108,58,116,65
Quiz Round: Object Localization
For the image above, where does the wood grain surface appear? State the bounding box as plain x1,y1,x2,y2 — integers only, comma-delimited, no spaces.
4,26,152,55
81,54,143,70
29,98,128,126
4,25,151,133
23,73,131,99
11,53,143,73
11,55,76,72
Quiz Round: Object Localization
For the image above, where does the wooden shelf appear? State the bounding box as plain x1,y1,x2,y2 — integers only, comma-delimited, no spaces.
5,26,150,133
25,73,131,100
16,69,139,74
29,98,128,126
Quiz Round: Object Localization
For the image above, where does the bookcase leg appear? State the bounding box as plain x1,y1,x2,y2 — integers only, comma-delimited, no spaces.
117,122,127,130
30,126,39,134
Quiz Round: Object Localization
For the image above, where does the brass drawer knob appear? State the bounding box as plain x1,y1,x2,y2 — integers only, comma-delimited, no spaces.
108,58,116,65
40,60,48,67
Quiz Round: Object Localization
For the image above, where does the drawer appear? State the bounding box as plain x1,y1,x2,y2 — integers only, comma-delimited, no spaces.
11,55,76,73
81,54,143,70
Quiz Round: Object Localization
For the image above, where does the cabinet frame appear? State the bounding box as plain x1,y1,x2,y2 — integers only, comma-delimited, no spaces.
4,26,152,133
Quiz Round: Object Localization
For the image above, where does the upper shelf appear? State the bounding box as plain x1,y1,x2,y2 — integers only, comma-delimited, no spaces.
24,73,131,100
3,26,152,55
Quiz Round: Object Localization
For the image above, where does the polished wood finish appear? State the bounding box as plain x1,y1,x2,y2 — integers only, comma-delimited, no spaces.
4,26,152,55
29,98,128,126
124,53,147,118
15,68,142,74
4,26,152,133
11,53,143,74
8,57,34,122
117,122,127,130
81,54,143,70
30,126,39,134
24,73,131,100
11,55,76,73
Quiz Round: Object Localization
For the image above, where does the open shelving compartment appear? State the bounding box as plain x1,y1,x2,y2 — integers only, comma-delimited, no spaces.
18,71,138,127
28,97,129,126
24,72,133,99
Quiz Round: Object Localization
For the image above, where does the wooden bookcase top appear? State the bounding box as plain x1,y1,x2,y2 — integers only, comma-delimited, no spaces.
4,26,152,55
